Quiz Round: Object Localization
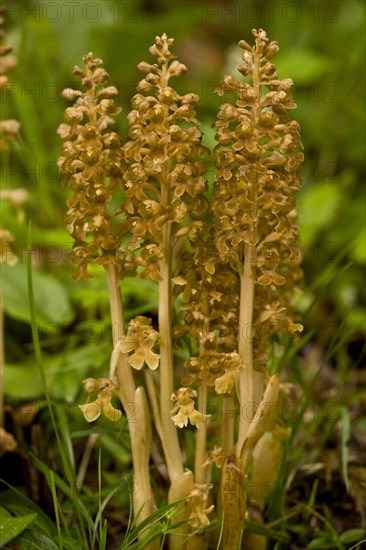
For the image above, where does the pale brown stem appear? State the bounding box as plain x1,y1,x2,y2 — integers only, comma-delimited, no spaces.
237,253,255,451
145,371,163,443
105,264,157,548
105,263,135,404
217,394,236,544
223,375,280,548
194,382,208,483
221,457,246,549
194,291,210,484
221,394,235,459
158,223,184,481
236,41,261,457
157,85,184,479
129,387,157,531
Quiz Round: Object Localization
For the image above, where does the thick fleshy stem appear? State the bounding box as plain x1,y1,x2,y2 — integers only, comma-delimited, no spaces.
236,39,261,452
158,175,184,482
105,264,157,548
194,300,210,485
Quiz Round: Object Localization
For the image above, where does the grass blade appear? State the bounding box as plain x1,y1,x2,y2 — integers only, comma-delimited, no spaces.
50,471,63,550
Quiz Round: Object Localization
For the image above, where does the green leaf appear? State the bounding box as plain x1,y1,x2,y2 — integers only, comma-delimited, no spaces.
4,362,43,400
0,507,12,520
54,537,83,550
307,538,333,549
48,342,109,401
0,485,56,536
4,504,54,538
0,507,37,547
14,529,59,550
298,183,343,246
339,528,366,544
4,340,108,401
351,227,366,263
122,500,187,547
2,262,74,325
244,519,289,543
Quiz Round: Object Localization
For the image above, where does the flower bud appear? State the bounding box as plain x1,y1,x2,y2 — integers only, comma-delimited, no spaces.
262,62,276,76
238,39,252,51
266,41,279,59
242,51,253,64
137,61,157,73
181,93,199,105
98,86,119,98
145,72,159,85
149,44,159,56
65,107,85,123
168,60,187,76
93,68,109,84
237,64,250,76
137,79,154,92
73,65,84,77
62,88,83,101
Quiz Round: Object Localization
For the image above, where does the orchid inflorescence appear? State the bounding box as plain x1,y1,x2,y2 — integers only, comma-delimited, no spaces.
59,29,303,549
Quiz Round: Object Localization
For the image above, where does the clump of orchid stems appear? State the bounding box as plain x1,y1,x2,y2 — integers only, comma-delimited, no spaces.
58,29,303,549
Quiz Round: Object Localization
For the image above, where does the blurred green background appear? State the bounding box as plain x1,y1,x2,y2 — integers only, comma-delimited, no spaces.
2,0,365,410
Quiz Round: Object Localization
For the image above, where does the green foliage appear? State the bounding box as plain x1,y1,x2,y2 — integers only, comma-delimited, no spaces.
0,506,37,547
2,262,74,325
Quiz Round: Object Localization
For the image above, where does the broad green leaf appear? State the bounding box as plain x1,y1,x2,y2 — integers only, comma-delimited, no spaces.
3,504,54,538
298,183,343,246
4,341,108,400
0,508,37,547
48,341,109,401
2,262,74,325
339,528,366,545
4,363,43,400
14,529,59,550
307,538,333,549
0,507,11,520
0,485,55,535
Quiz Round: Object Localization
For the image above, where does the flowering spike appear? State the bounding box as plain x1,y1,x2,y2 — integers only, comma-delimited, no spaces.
58,53,125,280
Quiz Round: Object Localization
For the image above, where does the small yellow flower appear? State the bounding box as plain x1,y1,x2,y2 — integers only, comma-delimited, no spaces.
214,352,240,395
119,316,160,370
79,378,121,422
288,323,303,333
188,484,214,528
204,446,225,469
171,387,210,428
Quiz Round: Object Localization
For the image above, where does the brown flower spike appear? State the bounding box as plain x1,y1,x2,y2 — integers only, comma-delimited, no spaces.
212,28,303,547
58,53,124,280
